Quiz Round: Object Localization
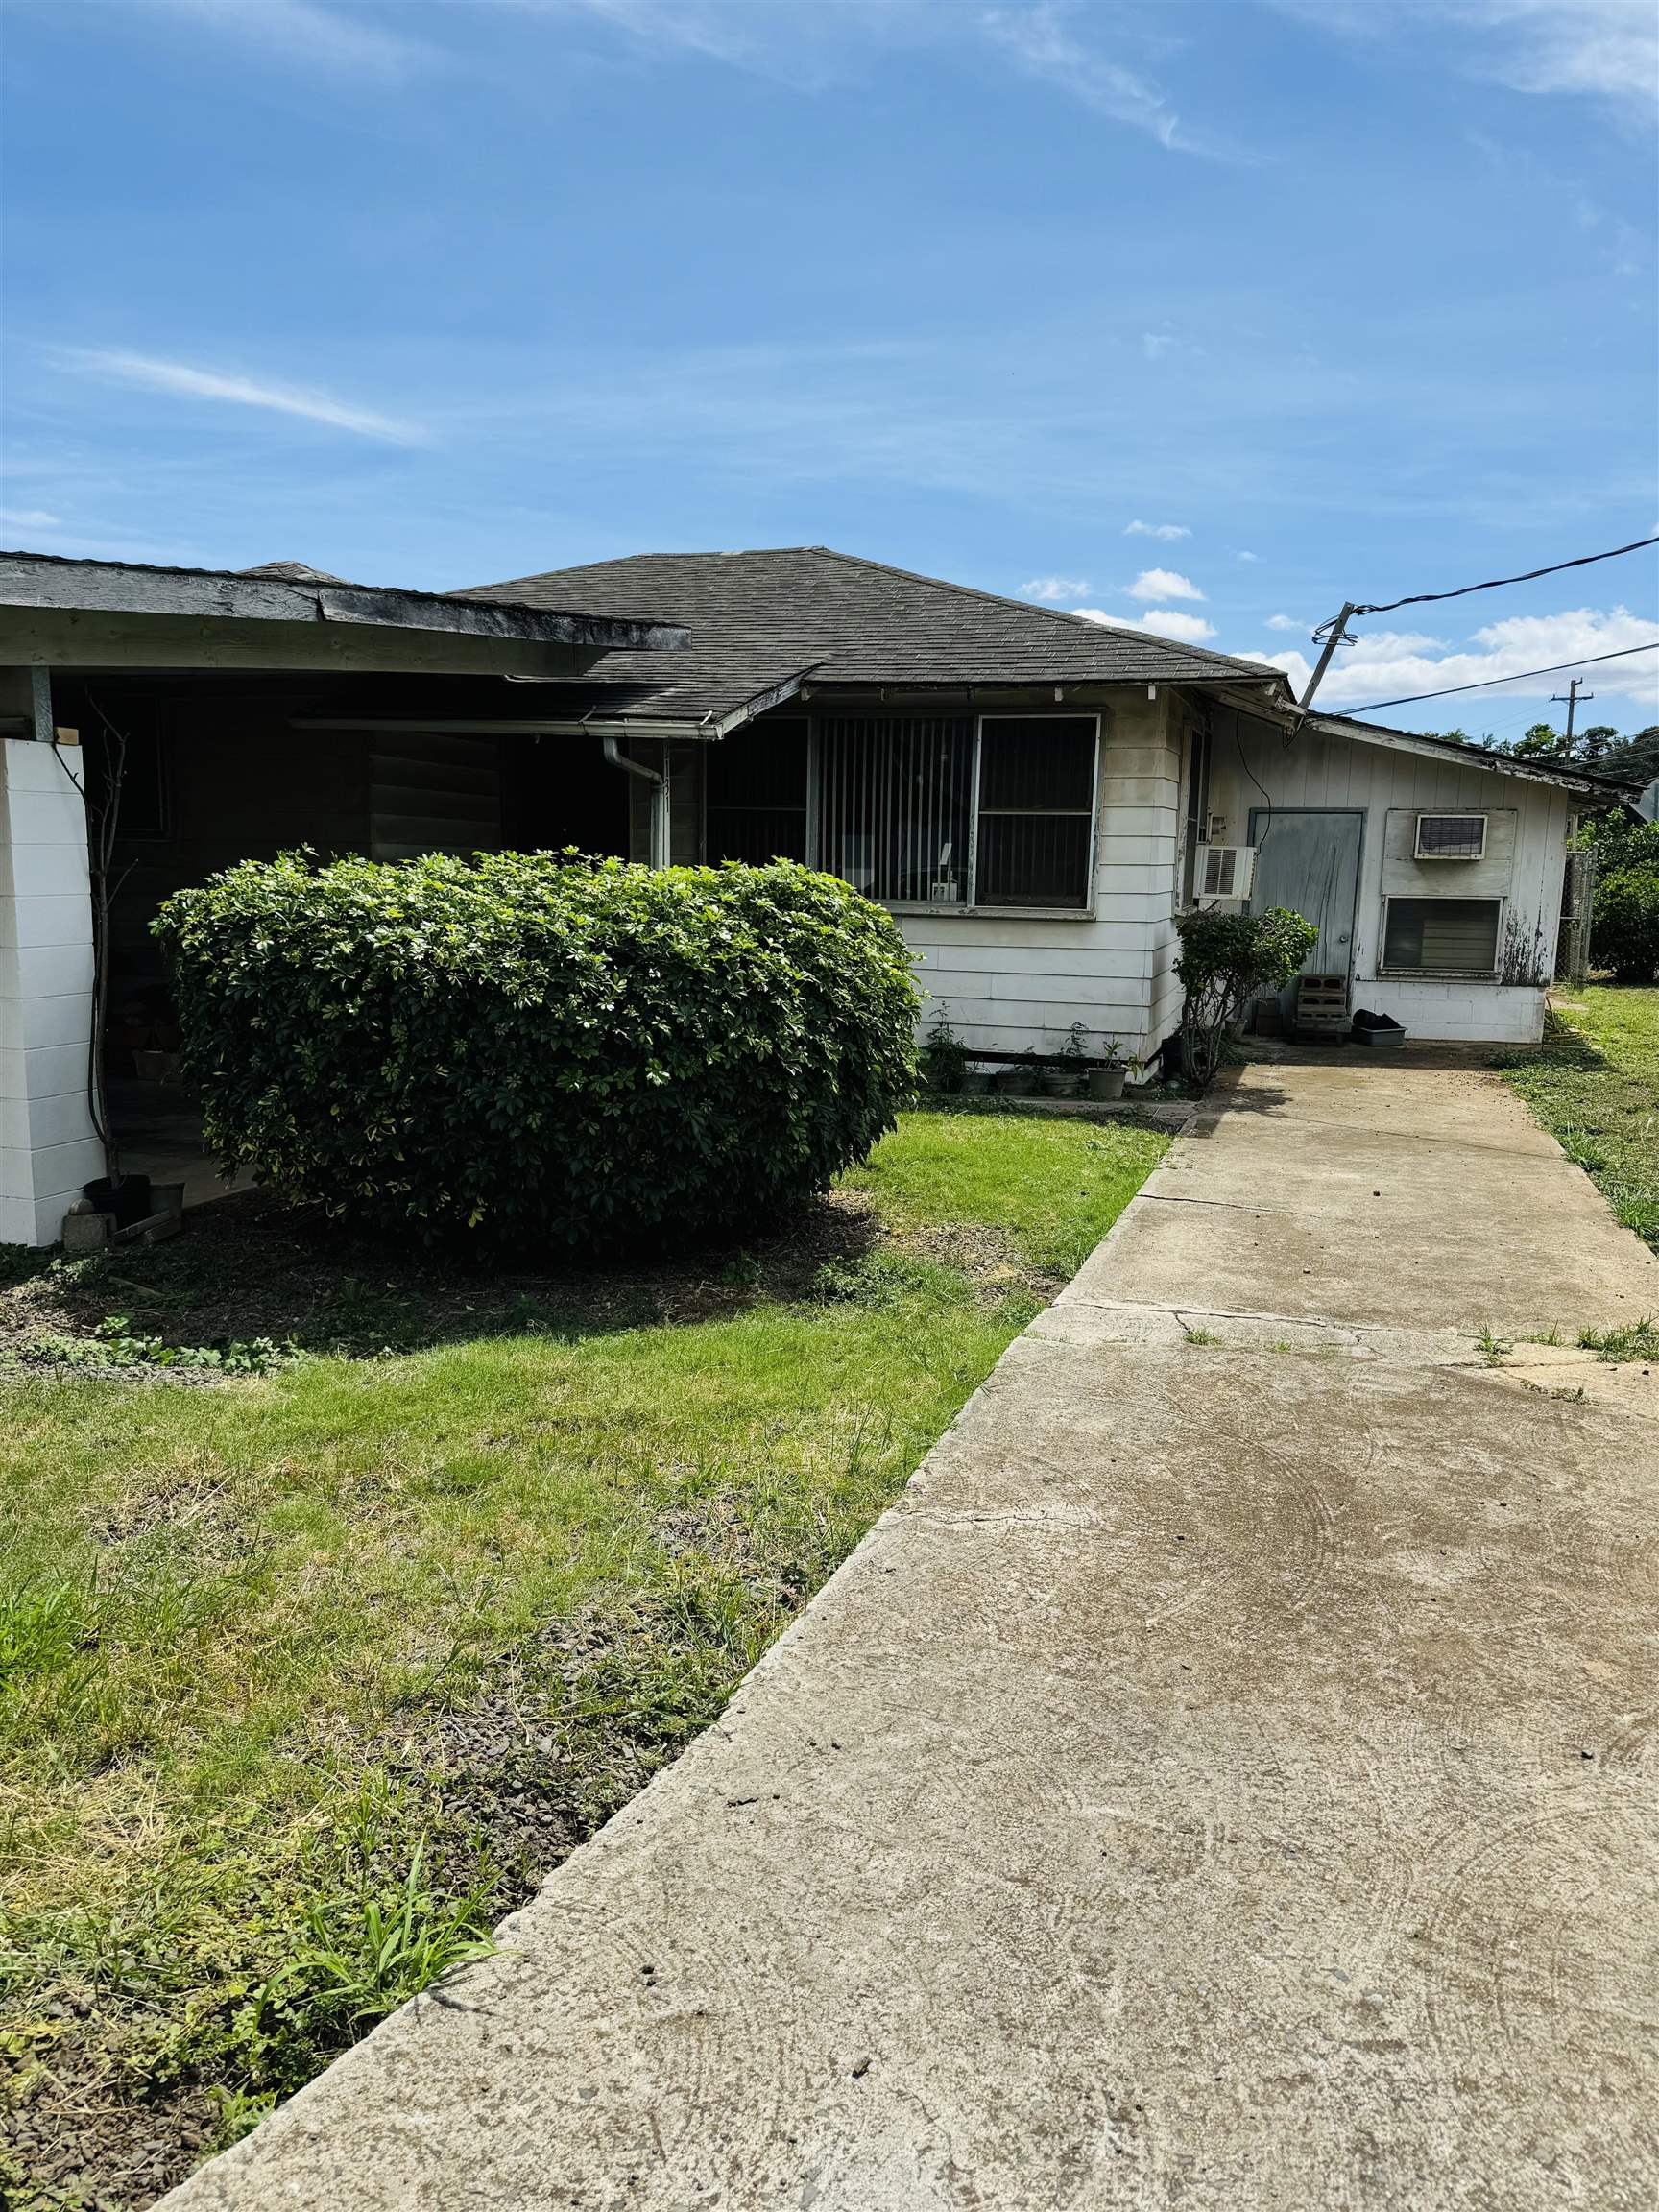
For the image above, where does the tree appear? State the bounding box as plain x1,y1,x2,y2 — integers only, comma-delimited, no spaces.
1511,722,1564,758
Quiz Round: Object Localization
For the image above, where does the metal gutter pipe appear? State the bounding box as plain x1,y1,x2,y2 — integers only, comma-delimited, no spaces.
602,733,668,867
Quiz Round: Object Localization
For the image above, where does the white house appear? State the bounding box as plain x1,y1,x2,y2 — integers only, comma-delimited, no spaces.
1,544,1641,1246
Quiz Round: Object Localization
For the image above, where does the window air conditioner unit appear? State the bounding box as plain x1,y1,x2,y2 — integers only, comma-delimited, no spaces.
1194,844,1257,901
1414,812,1487,860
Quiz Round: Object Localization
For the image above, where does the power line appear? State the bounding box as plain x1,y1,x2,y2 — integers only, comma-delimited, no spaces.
1350,532,1659,618
1336,639,1659,714
1298,532,1659,707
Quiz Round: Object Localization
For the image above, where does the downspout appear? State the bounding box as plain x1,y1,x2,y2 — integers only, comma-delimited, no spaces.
602,734,668,867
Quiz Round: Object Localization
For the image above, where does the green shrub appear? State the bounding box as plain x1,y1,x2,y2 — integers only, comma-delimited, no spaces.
153,853,920,1249
1175,905,1320,1085
1592,863,1659,984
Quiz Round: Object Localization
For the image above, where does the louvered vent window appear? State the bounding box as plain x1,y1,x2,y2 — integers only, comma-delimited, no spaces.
1383,898,1502,973
1415,813,1487,860
706,722,809,864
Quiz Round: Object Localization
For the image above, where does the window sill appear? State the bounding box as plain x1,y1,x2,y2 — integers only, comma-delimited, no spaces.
881,902,1098,923
1376,968,1503,982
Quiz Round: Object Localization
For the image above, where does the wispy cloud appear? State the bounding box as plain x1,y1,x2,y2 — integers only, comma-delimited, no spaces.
60,349,424,443
1243,605,1659,709
0,508,60,529
1020,573,1091,601
1123,519,1190,541
159,0,435,78
1236,551,1259,563
1264,613,1303,631
1128,566,1204,603
978,6,1193,151
1455,2,1658,124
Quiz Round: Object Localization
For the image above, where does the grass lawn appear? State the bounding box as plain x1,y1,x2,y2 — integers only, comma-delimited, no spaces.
0,1107,1164,2210
1498,985,1659,1251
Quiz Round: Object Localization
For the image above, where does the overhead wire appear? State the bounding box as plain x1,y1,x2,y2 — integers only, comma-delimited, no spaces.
1336,638,1659,714
1348,533,1658,619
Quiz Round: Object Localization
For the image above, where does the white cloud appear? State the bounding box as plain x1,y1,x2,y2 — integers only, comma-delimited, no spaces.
1264,613,1303,632
1456,2,1659,125
0,508,60,529
978,6,1193,151
1123,519,1190,541
1137,607,1218,644
1236,550,1258,563
1240,605,1659,710
1020,574,1091,601
60,349,423,443
161,0,432,77
1128,566,1205,603
1075,606,1217,644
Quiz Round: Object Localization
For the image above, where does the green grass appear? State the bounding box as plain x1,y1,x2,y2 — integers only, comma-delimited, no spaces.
0,1107,1164,2207
1498,986,1659,1250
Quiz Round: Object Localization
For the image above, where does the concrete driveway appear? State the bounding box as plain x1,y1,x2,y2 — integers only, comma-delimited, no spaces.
164,1054,1659,2212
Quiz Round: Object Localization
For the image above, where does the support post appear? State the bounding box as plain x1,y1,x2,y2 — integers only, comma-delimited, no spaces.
1,674,107,1245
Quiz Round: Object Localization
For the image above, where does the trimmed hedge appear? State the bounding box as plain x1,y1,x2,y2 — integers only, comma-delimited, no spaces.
153,853,920,1249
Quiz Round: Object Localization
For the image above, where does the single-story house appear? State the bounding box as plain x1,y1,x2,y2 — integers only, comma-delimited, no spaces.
2,543,1644,1246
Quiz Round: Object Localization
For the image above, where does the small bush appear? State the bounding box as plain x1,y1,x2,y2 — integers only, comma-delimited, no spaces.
1591,864,1659,984
1175,905,1319,1085
154,853,920,1249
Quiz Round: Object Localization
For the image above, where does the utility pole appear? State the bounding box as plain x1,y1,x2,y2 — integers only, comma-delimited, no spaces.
1550,676,1593,754
1299,602,1358,709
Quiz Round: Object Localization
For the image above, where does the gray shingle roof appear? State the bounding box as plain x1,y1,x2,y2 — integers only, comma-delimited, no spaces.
466,547,1290,725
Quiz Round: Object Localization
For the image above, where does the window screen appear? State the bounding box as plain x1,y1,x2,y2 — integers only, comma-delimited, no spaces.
1415,813,1486,860
974,716,1097,909
706,722,808,864
818,716,974,903
1383,898,1501,973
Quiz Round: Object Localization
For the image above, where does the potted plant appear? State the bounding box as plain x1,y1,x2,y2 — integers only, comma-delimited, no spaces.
1042,1022,1090,1098
994,1049,1041,1097
919,1008,969,1094
1088,1034,1127,1102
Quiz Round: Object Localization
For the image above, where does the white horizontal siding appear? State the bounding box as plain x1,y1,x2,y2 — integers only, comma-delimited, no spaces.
903,690,1181,1059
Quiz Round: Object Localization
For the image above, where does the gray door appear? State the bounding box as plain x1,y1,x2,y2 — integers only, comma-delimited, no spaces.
1247,808,1362,975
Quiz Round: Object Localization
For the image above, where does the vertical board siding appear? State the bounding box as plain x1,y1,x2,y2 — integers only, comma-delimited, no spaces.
1203,717,1570,1043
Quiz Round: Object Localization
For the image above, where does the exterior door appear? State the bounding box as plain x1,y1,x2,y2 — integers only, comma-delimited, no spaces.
1247,808,1362,976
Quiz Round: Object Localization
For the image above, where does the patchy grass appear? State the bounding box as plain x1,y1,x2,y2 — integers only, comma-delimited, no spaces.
1498,988,1659,1249
0,1108,1164,2209
1575,1317,1659,1363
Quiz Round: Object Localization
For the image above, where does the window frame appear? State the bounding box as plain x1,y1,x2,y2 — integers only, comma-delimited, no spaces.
1380,892,1505,977
803,709,1103,919
1413,811,1488,862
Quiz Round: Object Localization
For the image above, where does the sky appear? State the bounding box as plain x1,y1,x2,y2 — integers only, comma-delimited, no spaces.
2,0,1656,738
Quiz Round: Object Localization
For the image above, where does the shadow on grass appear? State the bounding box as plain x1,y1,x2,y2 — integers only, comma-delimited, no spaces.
0,1185,889,1365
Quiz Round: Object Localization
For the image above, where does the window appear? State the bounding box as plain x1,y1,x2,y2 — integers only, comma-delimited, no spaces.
974,717,1097,909
1383,897,1501,973
818,715,973,903
1181,724,1212,907
1415,812,1487,860
706,722,808,864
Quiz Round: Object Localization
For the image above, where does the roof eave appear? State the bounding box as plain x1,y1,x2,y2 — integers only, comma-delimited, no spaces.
0,550,687,655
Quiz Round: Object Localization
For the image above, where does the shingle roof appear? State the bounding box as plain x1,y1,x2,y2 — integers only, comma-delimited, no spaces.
465,547,1291,725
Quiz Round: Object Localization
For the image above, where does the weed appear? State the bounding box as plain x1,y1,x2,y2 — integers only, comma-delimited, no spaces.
1477,1327,1512,1365
1575,1317,1659,1363
1182,1325,1223,1345
21,1314,298,1377
811,1250,969,1310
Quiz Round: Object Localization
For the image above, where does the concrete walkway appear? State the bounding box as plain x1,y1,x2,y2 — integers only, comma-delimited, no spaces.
165,1055,1659,2211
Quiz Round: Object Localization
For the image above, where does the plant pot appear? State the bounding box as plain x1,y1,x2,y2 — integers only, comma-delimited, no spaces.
132,1047,170,1081
1042,1070,1083,1098
84,1173,153,1229
1087,1064,1127,1102
994,1068,1039,1096
961,1070,992,1095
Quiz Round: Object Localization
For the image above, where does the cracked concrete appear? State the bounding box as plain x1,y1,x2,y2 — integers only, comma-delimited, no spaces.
161,1051,1659,2212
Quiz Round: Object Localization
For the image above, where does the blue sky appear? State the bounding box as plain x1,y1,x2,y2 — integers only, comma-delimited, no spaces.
3,0,1655,736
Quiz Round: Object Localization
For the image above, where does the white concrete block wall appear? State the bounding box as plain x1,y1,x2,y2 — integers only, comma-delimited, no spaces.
1,738,104,1245
899,692,1183,1064
1203,719,1571,1046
